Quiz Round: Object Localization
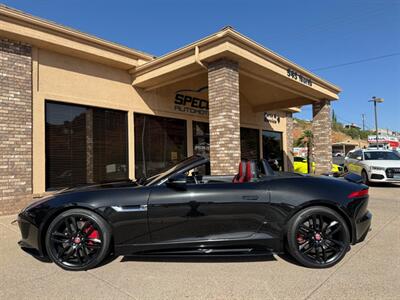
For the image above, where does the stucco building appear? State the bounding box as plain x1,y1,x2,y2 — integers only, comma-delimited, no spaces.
0,6,341,215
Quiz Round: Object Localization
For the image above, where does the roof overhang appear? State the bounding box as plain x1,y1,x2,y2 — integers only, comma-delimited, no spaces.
131,28,341,111
0,5,154,69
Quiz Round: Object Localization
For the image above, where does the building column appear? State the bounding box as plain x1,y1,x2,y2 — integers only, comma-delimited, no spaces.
286,112,294,172
0,38,33,216
312,100,332,174
208,58,240,175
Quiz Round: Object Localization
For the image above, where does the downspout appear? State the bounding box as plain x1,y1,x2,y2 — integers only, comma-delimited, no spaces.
195,46,207,70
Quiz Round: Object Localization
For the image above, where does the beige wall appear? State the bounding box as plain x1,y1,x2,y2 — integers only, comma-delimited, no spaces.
32,48,291,194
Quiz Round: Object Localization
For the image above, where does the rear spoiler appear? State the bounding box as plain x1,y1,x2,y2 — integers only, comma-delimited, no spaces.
343,173,363,184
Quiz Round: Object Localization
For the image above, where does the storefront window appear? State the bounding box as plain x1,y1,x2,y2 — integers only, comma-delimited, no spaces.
241,127,260,160
45,101,128,190
193,122,210,158
262,130,284,171
134,113,187,178
193,121,210,175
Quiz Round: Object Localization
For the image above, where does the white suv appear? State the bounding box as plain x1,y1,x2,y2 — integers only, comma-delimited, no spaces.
344,149,400,185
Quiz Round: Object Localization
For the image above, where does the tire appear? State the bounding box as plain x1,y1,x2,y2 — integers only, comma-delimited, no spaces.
343,166,348,173
361,170,370,185
45,208,111,271
287,206,350,268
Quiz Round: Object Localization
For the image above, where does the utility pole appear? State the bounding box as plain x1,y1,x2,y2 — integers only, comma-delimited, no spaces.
368,96,384,148
361,114,365,131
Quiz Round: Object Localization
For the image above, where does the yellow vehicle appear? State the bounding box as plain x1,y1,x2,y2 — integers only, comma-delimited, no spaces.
293,157,342,174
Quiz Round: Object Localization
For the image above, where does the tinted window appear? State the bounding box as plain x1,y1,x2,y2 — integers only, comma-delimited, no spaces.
193,121,209,158
241,127,260,160
46,101,128,189
364,151,400,160
193,121,210,175
294,157,305,162
135,113,187,178
262,130,284,171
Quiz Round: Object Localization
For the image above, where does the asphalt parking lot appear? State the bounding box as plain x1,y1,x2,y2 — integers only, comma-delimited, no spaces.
1,185,399,300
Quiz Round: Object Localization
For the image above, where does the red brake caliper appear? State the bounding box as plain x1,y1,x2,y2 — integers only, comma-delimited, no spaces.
296,233,305,244
83,224,99,247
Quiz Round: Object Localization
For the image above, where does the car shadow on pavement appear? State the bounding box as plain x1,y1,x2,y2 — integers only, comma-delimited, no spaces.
120,254,277,264
277,253,303,267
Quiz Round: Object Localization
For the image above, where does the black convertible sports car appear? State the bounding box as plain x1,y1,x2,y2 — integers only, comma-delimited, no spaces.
18,155,372,271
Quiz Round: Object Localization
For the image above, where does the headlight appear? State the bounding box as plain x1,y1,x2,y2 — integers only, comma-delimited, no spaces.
371,166,385,171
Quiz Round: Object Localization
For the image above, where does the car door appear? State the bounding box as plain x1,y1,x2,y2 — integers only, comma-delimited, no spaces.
352,150,364,175
346,151,358,173
147,180,270,243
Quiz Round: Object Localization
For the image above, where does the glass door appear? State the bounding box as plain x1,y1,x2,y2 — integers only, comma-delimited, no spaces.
262,130,284,171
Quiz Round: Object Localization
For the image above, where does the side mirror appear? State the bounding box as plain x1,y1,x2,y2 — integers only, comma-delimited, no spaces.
166,174,187,190
356,156,362,161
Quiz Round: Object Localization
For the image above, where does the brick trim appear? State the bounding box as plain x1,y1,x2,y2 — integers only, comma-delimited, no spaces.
208,58,240,175
312,100,332,174
286,112,294,172
0,38,33,215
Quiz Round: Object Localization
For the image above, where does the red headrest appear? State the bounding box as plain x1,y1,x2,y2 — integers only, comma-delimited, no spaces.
238,161,246,177
233,160,247,183
245,161,258,182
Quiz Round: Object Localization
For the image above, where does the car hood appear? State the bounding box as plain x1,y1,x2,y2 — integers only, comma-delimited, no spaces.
362,160,400,168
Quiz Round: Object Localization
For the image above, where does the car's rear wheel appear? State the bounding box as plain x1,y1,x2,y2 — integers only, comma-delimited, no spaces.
45,208,111,271
287,206,350,268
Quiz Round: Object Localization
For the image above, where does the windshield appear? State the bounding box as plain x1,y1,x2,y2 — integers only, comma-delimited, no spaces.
364,151,400,160
143,156,205,186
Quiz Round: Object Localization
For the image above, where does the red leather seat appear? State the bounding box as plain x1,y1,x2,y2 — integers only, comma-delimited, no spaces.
232,160,247,183
244,160,258,182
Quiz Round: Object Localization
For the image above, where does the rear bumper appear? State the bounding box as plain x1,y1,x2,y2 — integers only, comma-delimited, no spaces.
17,212,44,256
354,211,372,244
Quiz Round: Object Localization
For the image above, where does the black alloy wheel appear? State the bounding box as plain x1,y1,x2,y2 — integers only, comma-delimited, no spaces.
45,209,111,271
287,206,350,268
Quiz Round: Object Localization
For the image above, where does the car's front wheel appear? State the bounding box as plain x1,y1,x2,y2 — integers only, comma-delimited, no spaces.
287,206,350,268
361,170,370,185
45,208,111,271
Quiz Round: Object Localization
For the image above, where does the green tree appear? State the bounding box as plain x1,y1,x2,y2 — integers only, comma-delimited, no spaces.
332,109,337,124
296,129,313,174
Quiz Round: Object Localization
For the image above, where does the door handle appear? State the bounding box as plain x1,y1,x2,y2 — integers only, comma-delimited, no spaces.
242,195,259,201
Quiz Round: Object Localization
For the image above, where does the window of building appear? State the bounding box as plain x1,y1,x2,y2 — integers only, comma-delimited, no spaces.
134,113,187,179
45,101,128,190
241,127,260,160
193,121,210,175
193,121,210,158
262,130,284,171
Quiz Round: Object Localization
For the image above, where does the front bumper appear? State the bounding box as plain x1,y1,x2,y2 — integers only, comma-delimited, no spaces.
369,169,400,183
369,177,400,183
17,212,43,256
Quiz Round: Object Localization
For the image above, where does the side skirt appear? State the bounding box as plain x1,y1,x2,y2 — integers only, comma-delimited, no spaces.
114,234,283,257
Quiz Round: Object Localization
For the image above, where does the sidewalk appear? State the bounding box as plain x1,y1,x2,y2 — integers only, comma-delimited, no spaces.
1,186,399,300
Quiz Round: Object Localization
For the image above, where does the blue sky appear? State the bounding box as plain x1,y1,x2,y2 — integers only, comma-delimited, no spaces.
3,0,399,131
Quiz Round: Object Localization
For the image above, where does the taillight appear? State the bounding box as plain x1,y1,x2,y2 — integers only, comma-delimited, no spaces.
348,189,369,199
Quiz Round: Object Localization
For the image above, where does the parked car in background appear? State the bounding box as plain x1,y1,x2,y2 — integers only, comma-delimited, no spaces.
344,149,400,185
293,157,343,174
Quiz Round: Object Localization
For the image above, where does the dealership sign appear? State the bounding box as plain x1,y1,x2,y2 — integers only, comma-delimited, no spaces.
264,112,280,124
174,87,209,116
287,68,312,86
